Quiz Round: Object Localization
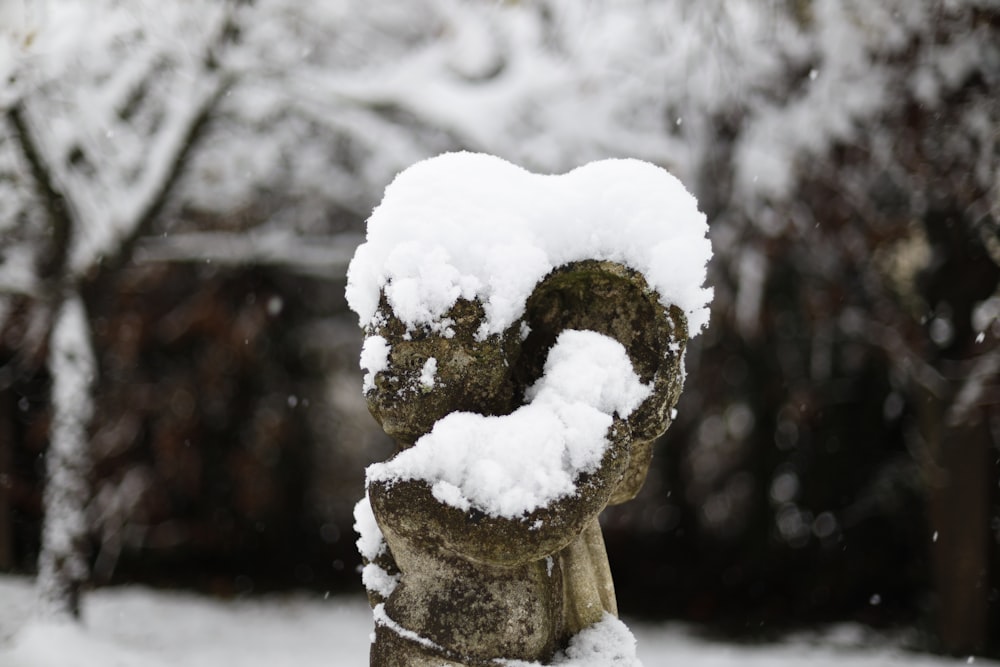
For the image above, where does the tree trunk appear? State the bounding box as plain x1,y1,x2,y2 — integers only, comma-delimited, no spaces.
920,385,992,654
37,294,97,619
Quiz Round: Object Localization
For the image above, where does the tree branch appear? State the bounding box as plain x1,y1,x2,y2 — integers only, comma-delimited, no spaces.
103,0,246,274
7,104,76,288
133,230,362,277
89,75,234,282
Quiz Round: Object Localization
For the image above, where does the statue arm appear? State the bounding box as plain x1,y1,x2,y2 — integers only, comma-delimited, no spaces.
368,422,630,567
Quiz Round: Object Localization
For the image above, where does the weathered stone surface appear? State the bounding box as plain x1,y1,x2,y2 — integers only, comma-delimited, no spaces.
360,260,688,666
365,295,522,447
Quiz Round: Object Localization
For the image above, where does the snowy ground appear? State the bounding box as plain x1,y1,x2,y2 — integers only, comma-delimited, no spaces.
0,575,988,667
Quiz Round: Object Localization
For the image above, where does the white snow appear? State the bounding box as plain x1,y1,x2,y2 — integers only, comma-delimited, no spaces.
0,575,993,667
556,614,640,666
2,0,232,281
501,614,641,667
359,335,391,394
373,603,445,653
346,152,713,337
360,563,399,600
367,331,649,518
352,495,385,562
2,0,991,319
524,331,652,416
418,357,437,388
133,230,362,279
352,496,399,599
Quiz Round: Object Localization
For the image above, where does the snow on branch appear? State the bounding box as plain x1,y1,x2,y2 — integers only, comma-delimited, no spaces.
133,230,362,278
5,1,237,282
243,0,799,182
6,0,993,266
66,74,231,277
0,242,42,298
6,104,77,283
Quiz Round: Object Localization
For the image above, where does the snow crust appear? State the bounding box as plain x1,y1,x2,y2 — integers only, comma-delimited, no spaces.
366,330,649,518
346,152,712,337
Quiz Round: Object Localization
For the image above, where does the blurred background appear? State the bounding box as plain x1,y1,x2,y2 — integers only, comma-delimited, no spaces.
0,0,997,657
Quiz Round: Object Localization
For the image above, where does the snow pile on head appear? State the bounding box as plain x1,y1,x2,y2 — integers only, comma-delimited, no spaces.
366,331,649,518
346,152,712,336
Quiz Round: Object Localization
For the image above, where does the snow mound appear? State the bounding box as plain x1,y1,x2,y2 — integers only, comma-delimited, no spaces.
557,614,641,666
367,330,649,518
346,152,712,337
499,613,641,667
5,621,173,667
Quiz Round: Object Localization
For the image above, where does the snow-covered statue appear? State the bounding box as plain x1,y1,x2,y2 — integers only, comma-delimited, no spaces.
346,153,712,666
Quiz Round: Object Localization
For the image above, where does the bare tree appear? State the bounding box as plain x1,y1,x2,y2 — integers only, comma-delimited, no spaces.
2,0,237,618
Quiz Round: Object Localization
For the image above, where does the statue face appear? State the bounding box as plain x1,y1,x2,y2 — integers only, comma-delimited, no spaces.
364,299,520,447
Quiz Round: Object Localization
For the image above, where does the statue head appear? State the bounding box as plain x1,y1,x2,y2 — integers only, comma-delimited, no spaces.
362,294,522,447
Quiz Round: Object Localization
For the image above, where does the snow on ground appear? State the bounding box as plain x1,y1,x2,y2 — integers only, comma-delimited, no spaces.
0,575,989,667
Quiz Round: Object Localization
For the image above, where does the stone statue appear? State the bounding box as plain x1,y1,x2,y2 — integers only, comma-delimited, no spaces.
356,260,688,666
345,151,711,666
